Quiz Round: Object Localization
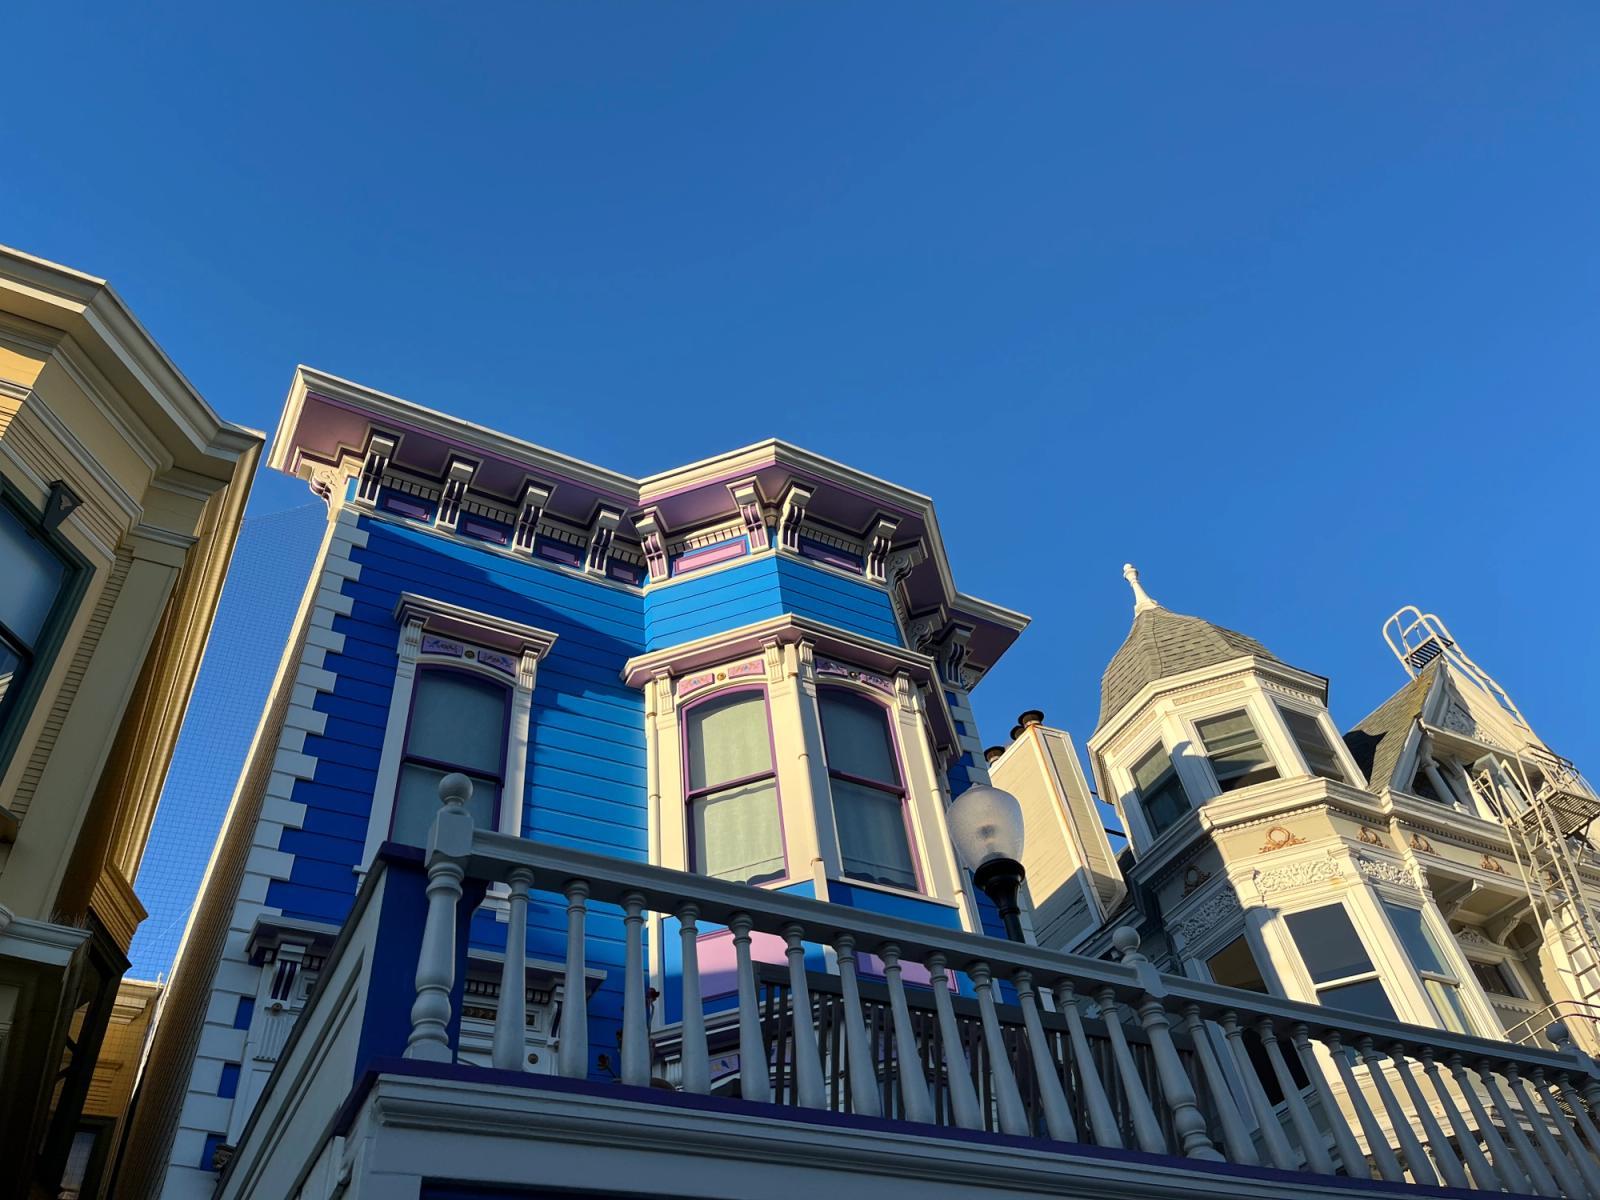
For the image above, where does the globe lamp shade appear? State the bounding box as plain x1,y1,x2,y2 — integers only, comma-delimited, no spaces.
946,784,1025,872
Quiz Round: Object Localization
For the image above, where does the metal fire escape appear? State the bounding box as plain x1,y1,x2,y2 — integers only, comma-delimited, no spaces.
1385,607,1600,1021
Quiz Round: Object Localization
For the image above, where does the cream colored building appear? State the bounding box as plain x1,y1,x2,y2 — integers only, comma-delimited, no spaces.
999,566,1600,1062
0,246,260,1200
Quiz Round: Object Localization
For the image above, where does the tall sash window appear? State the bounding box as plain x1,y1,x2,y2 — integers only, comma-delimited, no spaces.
819,689,917,889
391,667,509,844
685,691,785,885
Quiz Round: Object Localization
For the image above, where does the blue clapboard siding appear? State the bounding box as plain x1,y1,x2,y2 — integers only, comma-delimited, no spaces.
642,554,901,649
267,515,649,1079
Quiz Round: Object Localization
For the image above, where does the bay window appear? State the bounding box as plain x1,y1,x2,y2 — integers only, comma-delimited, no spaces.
1196,709,1278,792
684,690,785,886
0,497,71,726
391,667,508,845
1278,704,1347,782
1283,903,1396,1020
1130,743,1190,838
818,689,917,890
1383,901,1474,1034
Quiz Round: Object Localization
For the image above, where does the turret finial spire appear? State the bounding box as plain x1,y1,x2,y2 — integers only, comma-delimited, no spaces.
1123,563,1160,613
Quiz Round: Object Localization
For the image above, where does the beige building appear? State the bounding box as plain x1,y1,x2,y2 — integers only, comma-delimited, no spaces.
0,246,260,1200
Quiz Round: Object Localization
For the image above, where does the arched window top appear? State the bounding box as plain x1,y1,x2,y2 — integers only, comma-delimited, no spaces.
817,687,901,788
817,685,917,890
681,686,783,886
684,688,774,793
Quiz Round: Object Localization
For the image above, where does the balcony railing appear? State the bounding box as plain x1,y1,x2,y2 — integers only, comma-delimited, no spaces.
396,783,1600,1195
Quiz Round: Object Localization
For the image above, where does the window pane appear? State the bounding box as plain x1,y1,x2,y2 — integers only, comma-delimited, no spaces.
1382,902,1448,976
0,641,21,712
407,672,507,775
1468,959,1525,998
690,777,784,885
1284,904,1376,983
1426,978,1472,1035
0,503,67,647
1280,707,1346,782
393,763,498,845
686,692,773,790
819,691,897,784
832,776,916,889
1207,937,1268,993
1133,745,1191,835
1196,710,1278,791
1319,977,1397,1021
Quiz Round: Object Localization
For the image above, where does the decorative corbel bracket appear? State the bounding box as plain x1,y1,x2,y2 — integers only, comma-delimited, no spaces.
777,482,815,552
935,624,975,690
513,480,554,553
884,539,927,587
631,507,671,582
436,457,478,531
584,506,623,577
863,514,900,583
727,477,769,551
356,432,397,506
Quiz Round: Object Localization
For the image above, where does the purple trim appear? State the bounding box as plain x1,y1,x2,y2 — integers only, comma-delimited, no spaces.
608,560,646,586
332,1059,1485,1200
671,536,749,576
798,536,864,573
680,685,789,885
534,536,582,567
817,685,925,893
391,665,514,840
379,489,435,521
459,515,510,546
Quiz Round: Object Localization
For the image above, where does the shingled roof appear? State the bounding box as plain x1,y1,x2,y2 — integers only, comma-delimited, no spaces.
1342,662,1439,793
1097,604,1280,730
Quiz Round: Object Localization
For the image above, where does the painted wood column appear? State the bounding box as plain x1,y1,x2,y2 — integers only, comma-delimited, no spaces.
879,944,934,1123
557,880,589,1079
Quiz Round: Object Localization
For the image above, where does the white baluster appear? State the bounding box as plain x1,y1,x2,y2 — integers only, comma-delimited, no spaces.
1290,1025,1364,1177
1220,1010,1295,1170
834,935,881,1117
1388,1043,1467,1188
879,944,934,1124
1055,981,1121,1149
491,866,533,1071
620,892,650,1087
405,773,474,1062
1507,1063,1586,1198
729,912,771,1103
1533,1067,1600,1195
927,953,983,1130
1450,1054,1533,1194
1419,1047,1499,1192
1355,1038,1436,1186
1014,970,1075,1142
1557,1072,1600,1170
557,879,589,1079
969,962,1028,1136
1325,1030,1403,1182
676,903,710,1094
782,923,826,1109
1096,986,1166,1155
1136,993,1220,1160
1183,1005,1255,1165
1479,1059,1559,1195
1261,1019,1333,1174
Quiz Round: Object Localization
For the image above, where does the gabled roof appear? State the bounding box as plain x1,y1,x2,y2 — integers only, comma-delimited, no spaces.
1098,605,1279,729
1342,661,1440,792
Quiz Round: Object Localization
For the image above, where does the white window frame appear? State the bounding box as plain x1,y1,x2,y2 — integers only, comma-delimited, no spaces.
1376,898,1491,1038
1119,737,1193,850
1273,697,1364,786
361,593,557,871
1173,691,1290,801
1269,895,1412,1023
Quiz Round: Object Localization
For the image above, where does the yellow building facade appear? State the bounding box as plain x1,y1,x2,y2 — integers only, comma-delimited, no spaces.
0,246,260,1200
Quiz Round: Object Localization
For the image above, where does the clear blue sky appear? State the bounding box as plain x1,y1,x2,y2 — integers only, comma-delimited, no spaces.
4,4,1596,779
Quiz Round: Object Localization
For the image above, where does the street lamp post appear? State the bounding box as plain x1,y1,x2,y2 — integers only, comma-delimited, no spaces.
946,783,1028,943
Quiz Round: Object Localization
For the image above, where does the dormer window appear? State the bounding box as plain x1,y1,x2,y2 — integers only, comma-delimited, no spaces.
1195,710,1278,792
685,690,785,886
1278,704,1347,783
1131,743,1190,837
819,688,918,889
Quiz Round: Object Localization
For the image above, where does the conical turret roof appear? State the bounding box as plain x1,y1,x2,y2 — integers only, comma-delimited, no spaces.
1097,566,1280,729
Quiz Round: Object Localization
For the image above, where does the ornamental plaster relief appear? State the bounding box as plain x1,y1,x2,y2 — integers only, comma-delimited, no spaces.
1353,854,1422,892
1169,884,1243,952
1249,855,1344,896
